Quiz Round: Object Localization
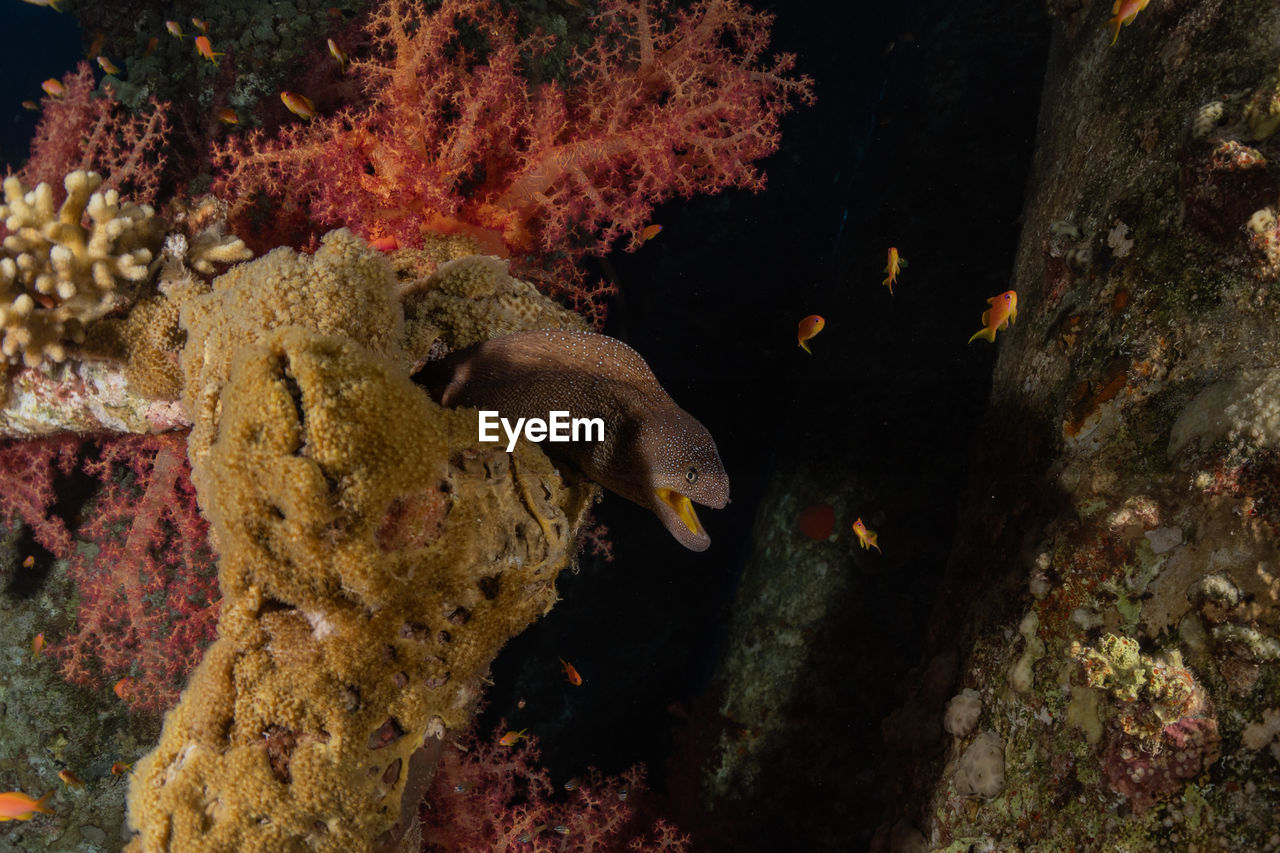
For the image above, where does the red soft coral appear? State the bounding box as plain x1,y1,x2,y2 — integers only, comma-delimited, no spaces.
213,0,812,259
54,432,219,713
14,62,171,205
0,432,218,713
421,724,689,851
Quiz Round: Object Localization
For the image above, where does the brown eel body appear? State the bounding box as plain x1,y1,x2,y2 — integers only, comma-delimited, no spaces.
413,329,729,551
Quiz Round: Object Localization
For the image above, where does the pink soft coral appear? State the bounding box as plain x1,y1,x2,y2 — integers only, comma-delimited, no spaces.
13,62,171,205
54,432,219,712
213,0,812,258
421,725,690,851
0,433,218,713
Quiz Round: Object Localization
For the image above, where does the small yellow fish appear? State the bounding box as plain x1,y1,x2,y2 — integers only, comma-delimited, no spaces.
1108,0,1151,46
22,0,61,12
22,555,34,569
327,38,348,72
41,78,66,98
31,632,45,658
882,247,907,294
165,20,186,41
195,35,223,63
110,761,133,776
0,791,53,821
498,728,527,746
57,770,83,789
216,107,239,125
96,55,120,75
641,223,663,242
280,90,317,120
852,518,881,553
967,290,1018,344
797,314,825,354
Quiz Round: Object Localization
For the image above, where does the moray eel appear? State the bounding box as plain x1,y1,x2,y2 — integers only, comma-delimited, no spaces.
414,329,729,551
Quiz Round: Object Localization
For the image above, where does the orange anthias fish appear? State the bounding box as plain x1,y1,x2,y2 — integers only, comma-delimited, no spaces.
57,770,83,789
31,632,45,658
967,290,1018,343
86,31,105,58
498,729,528,746
22,0,61,11
41,78,66,98
280,91,317,120
368,235,399,252
113,676,134,701
560,658,583,686
195,35,223,63
166,20,186,41
882,247,907,294
144,36,160,56
1108,0,1151,45
641,223,663,242
216,107,239,125
327,38,348,73
110,761,133,776
96,55,120,75
797,314,825,354
852,518,881,553
0,791,53,821
191,17,209,33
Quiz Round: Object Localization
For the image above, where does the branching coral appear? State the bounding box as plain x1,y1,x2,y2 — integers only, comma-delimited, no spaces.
0,170,162,367
17,62,171,206
213,0,813,258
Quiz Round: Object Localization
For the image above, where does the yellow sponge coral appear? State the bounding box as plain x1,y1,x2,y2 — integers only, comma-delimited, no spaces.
179,228,408,478
0,170,162,366
399,254,588,365
126,327,594,852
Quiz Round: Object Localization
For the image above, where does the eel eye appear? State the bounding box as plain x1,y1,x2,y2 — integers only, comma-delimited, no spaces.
685,467,698,485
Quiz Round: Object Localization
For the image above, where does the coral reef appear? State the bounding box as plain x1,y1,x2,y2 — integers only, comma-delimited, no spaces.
0,171,162,367
874,1,1280,849
126,325,594,851
121,229,596,849
421,725,689,850
16,62,171,206
213,0,813,258
54,432,220,713
399,254,588,366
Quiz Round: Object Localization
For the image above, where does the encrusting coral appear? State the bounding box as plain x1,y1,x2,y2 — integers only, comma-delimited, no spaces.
125,230,598,851
399,254,588,365
0,170,162,367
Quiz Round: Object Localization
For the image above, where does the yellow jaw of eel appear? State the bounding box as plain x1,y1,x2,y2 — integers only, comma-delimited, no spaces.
655,488,703,537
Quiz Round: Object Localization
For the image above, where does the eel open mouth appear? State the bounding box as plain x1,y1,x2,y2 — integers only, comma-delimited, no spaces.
655,488,704,537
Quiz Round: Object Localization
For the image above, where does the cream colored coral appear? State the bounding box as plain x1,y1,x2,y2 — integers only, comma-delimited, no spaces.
0,170,161,366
